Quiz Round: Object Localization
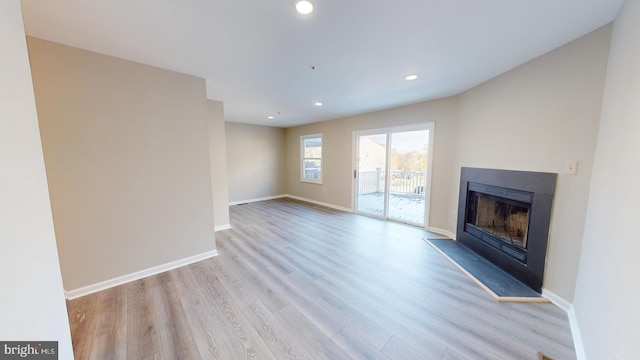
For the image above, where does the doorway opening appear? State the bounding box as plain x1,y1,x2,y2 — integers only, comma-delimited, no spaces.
353,124,434,227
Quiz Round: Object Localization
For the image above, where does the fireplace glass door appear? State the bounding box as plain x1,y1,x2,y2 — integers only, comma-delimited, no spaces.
469,193,530,249
464,183,533,262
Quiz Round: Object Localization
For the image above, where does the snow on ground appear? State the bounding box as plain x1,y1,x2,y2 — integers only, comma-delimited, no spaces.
357,192,425,225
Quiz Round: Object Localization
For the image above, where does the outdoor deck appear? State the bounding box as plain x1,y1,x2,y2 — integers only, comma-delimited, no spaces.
357,192,426,225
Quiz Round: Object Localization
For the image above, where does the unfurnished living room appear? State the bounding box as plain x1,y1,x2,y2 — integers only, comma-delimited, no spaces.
2,0,639,359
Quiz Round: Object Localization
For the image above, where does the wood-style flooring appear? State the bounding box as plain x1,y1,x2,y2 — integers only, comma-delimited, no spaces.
67,198,576,359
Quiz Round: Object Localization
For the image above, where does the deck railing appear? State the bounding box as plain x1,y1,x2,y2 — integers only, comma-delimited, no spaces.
358,169,426,196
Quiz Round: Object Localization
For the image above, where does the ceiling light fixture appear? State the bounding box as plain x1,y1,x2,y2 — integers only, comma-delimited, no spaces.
405,74,419,81
295,0,314,15
267,115,274,120
314,102,323,107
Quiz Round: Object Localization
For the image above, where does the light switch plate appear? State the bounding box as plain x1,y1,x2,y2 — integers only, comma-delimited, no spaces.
564,160,578,175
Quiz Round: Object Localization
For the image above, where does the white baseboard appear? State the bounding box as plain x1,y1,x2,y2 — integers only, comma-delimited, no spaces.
65,249,219,300
284,194,353,213
541,289,571,312
428,227,456,239
227,194,352,213
541,289,585,360
568,305,586,360
214,224,232,232
229,195,287,206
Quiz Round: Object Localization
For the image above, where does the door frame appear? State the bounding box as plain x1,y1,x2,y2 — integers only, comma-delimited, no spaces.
352,129,389,221
352,122,435,228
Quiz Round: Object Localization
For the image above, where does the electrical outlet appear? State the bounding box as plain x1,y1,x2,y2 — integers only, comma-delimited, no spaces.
452,210,457,218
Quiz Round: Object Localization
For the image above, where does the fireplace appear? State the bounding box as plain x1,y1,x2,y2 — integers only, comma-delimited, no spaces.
465,183,533,263
457,167,556,293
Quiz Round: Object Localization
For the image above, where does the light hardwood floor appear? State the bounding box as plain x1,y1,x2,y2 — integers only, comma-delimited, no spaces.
67,198,576,359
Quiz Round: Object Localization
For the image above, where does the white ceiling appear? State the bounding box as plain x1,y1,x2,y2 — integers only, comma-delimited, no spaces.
20,0,623,127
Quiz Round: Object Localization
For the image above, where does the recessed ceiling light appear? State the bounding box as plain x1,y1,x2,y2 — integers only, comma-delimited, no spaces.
314,102,323,107
405,74,419,81
267,115,274,119
295,0,314,15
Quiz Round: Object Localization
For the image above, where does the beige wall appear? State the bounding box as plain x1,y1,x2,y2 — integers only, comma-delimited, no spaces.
574,0,640,358
284,98,459,228
455,25,612,302
208,100,230,228
28,37,217,291
0,2,72,356
225,122,286,203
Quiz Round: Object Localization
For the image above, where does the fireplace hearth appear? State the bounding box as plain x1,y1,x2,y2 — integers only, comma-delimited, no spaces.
456,167,556,293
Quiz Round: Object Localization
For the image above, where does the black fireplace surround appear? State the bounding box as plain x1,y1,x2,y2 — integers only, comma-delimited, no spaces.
456,167,556,293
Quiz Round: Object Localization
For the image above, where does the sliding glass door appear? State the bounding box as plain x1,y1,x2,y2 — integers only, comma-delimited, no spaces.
355,132,388,218
354,124,433,227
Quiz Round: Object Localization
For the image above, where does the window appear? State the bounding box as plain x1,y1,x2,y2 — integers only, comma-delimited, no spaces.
301,134,322,184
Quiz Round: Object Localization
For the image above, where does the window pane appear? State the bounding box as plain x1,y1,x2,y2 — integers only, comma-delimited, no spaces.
304,160,321,180
304,137,321,148
304,146,321,158
301,135,322,182
303,137,321,158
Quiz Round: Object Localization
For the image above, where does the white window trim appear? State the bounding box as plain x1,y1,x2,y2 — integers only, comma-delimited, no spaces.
300,133,323,184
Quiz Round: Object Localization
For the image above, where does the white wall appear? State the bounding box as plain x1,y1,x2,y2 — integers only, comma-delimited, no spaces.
0,1,72,357
225,122,287,203
573,0,640,358
455,25,612,302
208,100,231,229
29,37,217,292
